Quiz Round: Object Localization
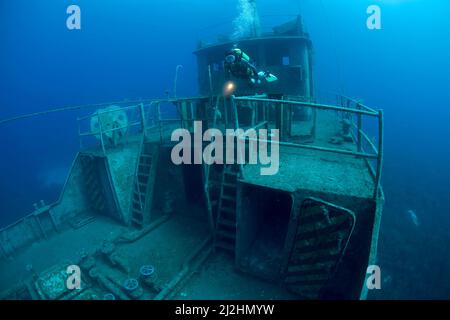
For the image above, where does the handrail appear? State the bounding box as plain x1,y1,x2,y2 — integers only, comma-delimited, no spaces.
204,96,223,236
234,96,378,117
0,96,211,127
77,103,147,155
374,110,384,198
350,123,379,156
335,93,377,114
79,121,142,137
77,104,142,121
241,137,378,160
230,95,384,200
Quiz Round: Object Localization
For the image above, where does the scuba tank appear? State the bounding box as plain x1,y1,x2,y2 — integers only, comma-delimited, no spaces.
231,48,251,63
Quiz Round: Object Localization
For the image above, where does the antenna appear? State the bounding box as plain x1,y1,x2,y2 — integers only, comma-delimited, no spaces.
173,65,183,98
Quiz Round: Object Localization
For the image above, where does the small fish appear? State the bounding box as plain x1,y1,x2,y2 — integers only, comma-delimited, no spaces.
407,209,420,227
383,275,393,286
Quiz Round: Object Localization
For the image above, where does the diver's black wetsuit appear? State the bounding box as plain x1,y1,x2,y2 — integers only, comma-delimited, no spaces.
224,49,258,83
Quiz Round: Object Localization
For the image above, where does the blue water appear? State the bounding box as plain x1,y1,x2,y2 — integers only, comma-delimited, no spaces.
1,0,449,299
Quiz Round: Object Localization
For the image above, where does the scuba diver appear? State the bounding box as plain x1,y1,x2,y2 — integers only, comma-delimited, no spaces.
224,47,278,85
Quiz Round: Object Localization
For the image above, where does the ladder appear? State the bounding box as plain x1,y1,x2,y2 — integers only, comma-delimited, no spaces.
214,165,239,254
284,198,356,299
131,142,157,228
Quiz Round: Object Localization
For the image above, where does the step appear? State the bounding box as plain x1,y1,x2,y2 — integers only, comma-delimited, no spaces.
221,195,236,202
132,210,143,218
220,206,235,214
224,169,238,176
132,208,143,215
215,240,235,252
137,182,147,190
133,189,145,196
132,211,143,218
131,213,143,221
139,166,152,173
131,219,143,227
140,154,153,159
222,182,236,189
218,218,236,228
216,230,236,241
139,162,152,168
221,201,236,209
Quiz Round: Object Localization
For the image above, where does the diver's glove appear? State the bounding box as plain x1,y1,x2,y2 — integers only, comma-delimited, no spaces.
258,71,278,83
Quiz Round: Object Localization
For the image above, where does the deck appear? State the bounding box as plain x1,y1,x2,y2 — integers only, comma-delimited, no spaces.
243,146,375,198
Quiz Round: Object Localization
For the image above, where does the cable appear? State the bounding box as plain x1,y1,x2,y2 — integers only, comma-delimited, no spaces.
0,98,155,126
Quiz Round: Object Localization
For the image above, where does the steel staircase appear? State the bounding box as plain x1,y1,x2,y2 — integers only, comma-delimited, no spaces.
214,165,239,254
131,142,158,228
284,198,356,299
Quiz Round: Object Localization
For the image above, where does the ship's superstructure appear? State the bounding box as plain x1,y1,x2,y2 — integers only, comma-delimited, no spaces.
0,14,384,300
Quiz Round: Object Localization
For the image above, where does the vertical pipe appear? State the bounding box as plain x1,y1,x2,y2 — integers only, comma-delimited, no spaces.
33,214,47,239
208,65,213,97
203,168,216,235
98,115,106,155
223,96,229,127
139,103,147,139
231,96,244,176
180,101,186,129
374,110,384,199
231,96,239,131
48,211,59,232
158,102,163,144
302,45,311,99
173,65,183,98
278,102,284,142
263,102,269,131
357,103,363,152
190,101,194,131
302,44,312,119
203,96,221,236
311,108,317,139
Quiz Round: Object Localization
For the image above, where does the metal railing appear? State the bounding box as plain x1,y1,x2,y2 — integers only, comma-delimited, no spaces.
231,95,384,199
77,103,147,155
73,96,213,153
22,92,384,197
